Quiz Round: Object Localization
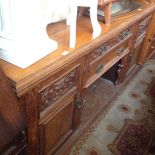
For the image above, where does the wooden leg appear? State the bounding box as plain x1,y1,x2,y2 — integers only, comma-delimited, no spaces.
104,3,112,25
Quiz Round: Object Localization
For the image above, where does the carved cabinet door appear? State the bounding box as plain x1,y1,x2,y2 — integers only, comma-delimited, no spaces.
128,42,143,72
39,90,81,155
37,63,83,155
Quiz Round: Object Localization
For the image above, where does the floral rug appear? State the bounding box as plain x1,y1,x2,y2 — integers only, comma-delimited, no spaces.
69,58,155,155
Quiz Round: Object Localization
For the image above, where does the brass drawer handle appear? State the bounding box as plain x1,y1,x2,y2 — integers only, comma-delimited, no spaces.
118,64,124,68
151,46,155,49
117,47,125,56
96,64,104,73
98,49,104,56
98,42,110,56
119,29,130,40
119,32,128,40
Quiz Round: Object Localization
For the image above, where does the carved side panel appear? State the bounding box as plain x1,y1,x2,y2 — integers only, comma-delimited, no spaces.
39,68,79,112
136,16,151,40
90,27,132,63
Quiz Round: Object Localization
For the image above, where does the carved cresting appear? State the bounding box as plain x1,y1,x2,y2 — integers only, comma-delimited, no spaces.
40,68,79,112
90,27,131,63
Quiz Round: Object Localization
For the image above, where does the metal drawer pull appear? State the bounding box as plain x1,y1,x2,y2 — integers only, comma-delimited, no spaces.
119,29,130,40
151,46,155,49
119,32,128,40
117,47,125,56
96,64,104,73
98,42,110,56
98,49,104,56
118,64,124,68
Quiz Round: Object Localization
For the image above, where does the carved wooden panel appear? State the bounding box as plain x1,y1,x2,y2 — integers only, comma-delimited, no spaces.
39,94,76,155
39,68,79,112
89,27,132,64
136,16,151,41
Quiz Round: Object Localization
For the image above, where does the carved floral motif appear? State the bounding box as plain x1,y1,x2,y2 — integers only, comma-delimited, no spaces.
90,27,131,63
39,68,78,112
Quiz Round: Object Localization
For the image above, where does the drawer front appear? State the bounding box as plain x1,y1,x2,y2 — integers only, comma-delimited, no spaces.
89,26,132,65
85,41,129,87
136,15,152,43
37,64,80,114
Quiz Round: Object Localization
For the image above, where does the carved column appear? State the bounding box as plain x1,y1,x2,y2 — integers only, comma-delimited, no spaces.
22,90,40,155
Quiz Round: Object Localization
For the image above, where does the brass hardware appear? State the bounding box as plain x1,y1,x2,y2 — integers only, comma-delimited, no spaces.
128,53,132,62
98,49,104,56
119,29,130,40
101,42,110,52
117,47,125,56
151,46,155,49
117,68,122,74
118,64,124,68
96,64,104,73
98,42,110,55
75,94,82,109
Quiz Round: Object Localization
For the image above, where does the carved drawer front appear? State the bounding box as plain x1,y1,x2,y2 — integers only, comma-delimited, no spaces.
39,92,77,155
89,27,132,65
38,66,79,114
85,41,130,88
136,15,152,44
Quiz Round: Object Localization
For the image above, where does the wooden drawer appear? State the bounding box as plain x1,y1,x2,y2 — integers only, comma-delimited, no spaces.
37,62,80,115
135,15,152,44
85,41,130,88
89,26,132,65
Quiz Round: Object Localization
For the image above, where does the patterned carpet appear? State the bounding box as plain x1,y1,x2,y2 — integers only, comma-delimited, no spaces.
69,58,155,155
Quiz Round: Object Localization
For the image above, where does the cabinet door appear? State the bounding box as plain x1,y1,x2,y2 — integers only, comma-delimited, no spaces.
148,39,155,56
128,43,143,72
39,91,80,155
116,53,130,84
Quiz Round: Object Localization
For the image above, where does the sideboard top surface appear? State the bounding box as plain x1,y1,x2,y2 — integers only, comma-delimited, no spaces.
0,2,154,96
